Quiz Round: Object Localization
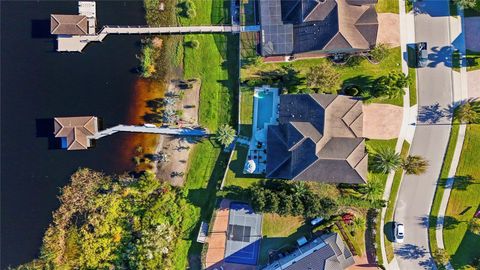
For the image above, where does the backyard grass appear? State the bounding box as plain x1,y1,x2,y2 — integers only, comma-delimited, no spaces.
242,47,403,106
444,125,480,269
224,144,263,189
384,141,411,262
429,125,460,259
176,1,239,267
376,0,399,13
239,87,254,137
409,67,417,106
260,214,311,265
184,33,239,131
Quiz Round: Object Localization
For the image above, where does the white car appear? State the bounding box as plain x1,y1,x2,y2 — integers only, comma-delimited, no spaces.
310,217,324,226
394,222,405,243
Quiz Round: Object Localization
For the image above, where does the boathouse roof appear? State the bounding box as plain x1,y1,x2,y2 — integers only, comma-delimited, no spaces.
54,116,98,150
50,14,88,35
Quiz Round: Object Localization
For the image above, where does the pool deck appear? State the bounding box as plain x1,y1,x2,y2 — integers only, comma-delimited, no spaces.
244,86,279,174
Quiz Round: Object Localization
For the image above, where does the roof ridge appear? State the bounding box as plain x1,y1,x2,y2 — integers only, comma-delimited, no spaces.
323,32,353,50
345,139,364,166
303,1,323,22
267,155,291,178
352,154,368,182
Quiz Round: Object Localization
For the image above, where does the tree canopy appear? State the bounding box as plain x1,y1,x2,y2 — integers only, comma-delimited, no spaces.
305,62,341,94
249,180,338,219
215,124,236,147
17,169,191,269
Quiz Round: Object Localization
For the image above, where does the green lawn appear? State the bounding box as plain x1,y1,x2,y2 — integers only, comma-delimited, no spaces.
444,125,480,269
175,1,239,268
224,144,263,189
242,47,403,106
376,0,399,13
239,87,254,137
385,141,410,262
184,33,239,131
429,125,460,259
260,214,311,265
408,67,417,106
174,140,230,269
365,138,398,266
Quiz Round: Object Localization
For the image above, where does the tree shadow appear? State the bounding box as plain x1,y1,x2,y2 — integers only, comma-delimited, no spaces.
452,175,476,191
418,103,446,124
413,0,451,17
341,75,375,91
384,221,396,242
419,214,464,230
450,231,480,269
35,118,63,149
146,98,165,112
394,243,427,260
428,46,454,68
239,124,252,138
255,66,304,93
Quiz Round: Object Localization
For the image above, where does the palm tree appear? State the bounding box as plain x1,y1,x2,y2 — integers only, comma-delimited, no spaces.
455,98,480,124
215,124,236,147
353,216,366,231
291,181,308,198
402,155,429,175
372,147,402,173
359,177,383,203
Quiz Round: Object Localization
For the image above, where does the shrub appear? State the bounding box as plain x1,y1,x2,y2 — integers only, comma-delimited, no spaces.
370,44,389,63
344,85,360,96
305,62,341,94
346,55,364,67
434,249,451,266
469,218,480,235
188,40,200,49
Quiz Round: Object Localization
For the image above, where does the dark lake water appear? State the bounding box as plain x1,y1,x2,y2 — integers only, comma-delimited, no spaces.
1,1,147,267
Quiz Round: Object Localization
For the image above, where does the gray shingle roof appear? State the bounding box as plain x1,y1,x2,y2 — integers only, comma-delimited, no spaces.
50,14,88,35
260,0,379,56
266,94,367,184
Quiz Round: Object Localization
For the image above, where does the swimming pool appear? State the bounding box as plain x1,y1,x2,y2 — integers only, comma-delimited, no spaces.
256,91,274,130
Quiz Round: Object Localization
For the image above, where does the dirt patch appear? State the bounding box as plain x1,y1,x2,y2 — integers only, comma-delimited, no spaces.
468,70,480,99
377,13,400,47
465,17,480,52
363,103,403,139
155,79,201,186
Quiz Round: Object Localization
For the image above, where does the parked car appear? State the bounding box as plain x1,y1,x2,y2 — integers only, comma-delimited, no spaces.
310,217,324,226
415,42,428,68
394,222,405,243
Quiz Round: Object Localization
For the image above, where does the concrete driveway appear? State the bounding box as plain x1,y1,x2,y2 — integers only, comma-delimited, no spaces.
363,104,403,139
394,0,454,269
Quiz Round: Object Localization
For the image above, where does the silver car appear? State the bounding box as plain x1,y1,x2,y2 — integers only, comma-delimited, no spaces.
394,222,405,243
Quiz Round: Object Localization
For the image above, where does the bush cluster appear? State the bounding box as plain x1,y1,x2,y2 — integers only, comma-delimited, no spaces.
249,180,338,219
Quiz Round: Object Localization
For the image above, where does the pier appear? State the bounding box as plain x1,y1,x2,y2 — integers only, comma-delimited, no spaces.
89,124,209,140
52,1,260,52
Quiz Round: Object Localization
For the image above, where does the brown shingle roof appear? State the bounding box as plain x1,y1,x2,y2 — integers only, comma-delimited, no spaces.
54,116,97,150
50,14,88,35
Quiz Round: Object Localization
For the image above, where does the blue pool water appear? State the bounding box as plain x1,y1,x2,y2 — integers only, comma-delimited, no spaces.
256,91,274,129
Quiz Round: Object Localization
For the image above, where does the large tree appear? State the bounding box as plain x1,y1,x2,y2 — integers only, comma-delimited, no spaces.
402,155,429,175
215,124,236,147
359,178,383,203
372,147,402,174
305,62,341,93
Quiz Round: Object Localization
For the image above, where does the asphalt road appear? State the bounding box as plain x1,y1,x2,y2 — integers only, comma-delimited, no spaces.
394,0,454,269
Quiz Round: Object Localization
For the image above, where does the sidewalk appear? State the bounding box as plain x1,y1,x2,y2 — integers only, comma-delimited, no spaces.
435,6,469,270
378,1,416,269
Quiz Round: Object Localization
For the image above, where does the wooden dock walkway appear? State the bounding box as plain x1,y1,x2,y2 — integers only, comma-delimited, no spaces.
57,25,260,52
88,125,209,140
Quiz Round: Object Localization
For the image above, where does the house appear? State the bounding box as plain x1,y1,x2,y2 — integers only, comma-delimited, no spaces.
263,233,355,270
50,14,89,35
259,0,379,60
53,116,98,150
266,94,367,184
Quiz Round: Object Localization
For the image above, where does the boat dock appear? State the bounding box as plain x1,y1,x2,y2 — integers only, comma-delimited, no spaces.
52,1,260,52
89,124,209,140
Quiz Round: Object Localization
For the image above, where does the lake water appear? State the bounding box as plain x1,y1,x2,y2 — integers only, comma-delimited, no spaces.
1,1,147,267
